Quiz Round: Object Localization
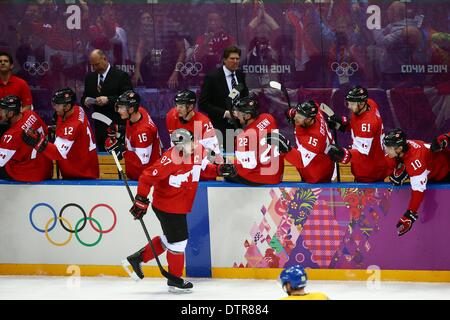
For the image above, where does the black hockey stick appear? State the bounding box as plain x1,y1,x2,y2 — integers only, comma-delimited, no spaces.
269,80,293,110
92,112,122,179
111,150,186,287
319,103,341,182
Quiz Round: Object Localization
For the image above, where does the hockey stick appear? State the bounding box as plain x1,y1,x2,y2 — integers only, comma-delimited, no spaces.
92,112,113,126
319,102,341,182
110,150,186,287
92,112,122,179
269,81,292,109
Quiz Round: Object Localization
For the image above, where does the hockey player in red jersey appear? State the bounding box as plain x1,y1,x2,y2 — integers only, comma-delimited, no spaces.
0,95,52,181
105,90,162,180
430,132,450,152
326,86,390,182
166,89,221,162
22,88,99,179
282,100,335,183
226,96,284,185
383,128,450,236
122,128,235,292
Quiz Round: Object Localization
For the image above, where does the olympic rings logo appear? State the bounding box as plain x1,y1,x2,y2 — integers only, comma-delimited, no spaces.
29,203,117,247
23,61,50,76
176,61,203,77
330,61,359,77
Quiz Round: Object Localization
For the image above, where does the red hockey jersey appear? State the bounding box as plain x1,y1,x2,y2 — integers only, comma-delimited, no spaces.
0,110,52,181
166,107,221,156
397,140,450,212
288,111,335,183
137,144,217,214
234,113,284,184
43,105,99,179
349,99,390,182
124,107,162,180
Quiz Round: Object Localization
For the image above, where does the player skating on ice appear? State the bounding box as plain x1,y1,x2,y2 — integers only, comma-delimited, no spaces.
122,128,234,292
383,128,450,236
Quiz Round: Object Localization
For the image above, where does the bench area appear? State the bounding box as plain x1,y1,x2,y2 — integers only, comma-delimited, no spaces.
51,154,356,182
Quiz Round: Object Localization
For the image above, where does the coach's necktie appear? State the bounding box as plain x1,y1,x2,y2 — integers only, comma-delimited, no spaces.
231,72,237,89
98,74,104,92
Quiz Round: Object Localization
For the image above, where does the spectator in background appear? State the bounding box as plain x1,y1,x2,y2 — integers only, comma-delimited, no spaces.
374,1,428,88
132,11,185,90
326,1,373,88
14,3,47,88
87,5,130,67
282,1,335,87
81,49,132,151
194,12,236,80
0,51,33,112
244,0,281,88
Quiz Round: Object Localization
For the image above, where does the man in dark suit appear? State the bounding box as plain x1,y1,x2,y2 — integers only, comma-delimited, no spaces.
81,49,132,151
199,46,249,153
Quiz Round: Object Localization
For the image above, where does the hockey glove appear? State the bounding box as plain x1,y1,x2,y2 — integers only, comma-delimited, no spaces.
327,145,351,164
326,115,349,132
105,137,126,160
130,194,150,220
107,123,125,140
265,132,292,154
22,128,48,153
47,125,57,143
430,133,449,152
285,108,297,125
389,162,408,186
217,163,237,178
396,210,418,236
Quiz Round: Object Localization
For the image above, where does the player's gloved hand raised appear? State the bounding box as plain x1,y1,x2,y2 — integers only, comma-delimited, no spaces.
105,137,126,160
326,115,349,132
389,162,408,186
265,131,292,154
217,163,237,178
430,133,449,152
327,144,351,164
130,194,150,220
285,108,296,125
396,210,418,236
107,123,125,141
21,128,48,152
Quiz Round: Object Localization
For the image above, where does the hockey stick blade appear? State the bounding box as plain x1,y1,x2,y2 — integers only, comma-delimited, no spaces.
269,81,282,91
111,150,186,287
319,103,335,117
92,112,113,126
270,81,292,110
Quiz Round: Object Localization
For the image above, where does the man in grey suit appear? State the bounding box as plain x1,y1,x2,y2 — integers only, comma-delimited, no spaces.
199,46,249,153
81,49,132,151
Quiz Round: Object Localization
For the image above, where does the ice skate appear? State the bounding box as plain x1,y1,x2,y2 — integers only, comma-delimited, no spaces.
167,279,193,294
122,248,145,281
